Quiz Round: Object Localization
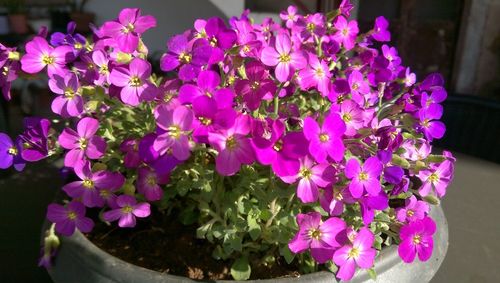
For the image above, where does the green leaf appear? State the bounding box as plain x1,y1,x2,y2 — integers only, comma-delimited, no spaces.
231,257,251,281
279,245,295,264
391,154,410,169
247,215,261,241
426,154,447,163
367,268,377,281
325,261,338,273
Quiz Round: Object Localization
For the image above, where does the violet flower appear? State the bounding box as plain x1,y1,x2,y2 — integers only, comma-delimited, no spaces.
0,133,25,171
21,36,73,77
396,195,429,223
19,118,51,162
46,201,94,236
398,217,436,263
345,156,383,198
153,105,194,161
280,6,299,29
303,112,346,163
101,8,156,53
109,58,158,106
417,160,453,198
48,72,84,118
332,16,359,51
234,61,276,111
298,54,331,96
372,16,390,42
58,117,107,168
288,212,346,263
136,166,169,202
333,227,376,281
261,33,307,82
178,70,234,109
63,161,125,208
102,195,151,228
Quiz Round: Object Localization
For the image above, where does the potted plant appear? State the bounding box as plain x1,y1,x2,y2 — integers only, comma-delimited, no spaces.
2,0,28,34
70,0,94,33
0,1,455,282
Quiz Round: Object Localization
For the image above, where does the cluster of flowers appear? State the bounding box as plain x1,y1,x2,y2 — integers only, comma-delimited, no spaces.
0,2,455,281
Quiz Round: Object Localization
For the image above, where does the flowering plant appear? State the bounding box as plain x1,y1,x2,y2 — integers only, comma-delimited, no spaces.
0,2,455,281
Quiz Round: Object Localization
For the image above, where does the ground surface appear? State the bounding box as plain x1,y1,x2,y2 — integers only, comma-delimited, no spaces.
0,153,499,283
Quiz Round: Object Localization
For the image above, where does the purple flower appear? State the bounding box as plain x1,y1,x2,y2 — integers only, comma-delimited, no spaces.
46,201,94,236
109,58,158,106
345,156,383,198
320,187,349,216
281,156,336,203
280,6,299,29
20,36,73,77
396,196,429,223
234,61,276,110
417,160,453,197
178,70,234,109
92,49,111,86
359,192,389,225
303,113,346,163
137,166,169,201
120,139,141,168
0,133,25,171
208,114,255,176
261,33,307,82
382,45,401,67
421,88,447,108
333,227,376,281
153,105,193,161
102,195,151,228
403,67,416,87
332,16,358,51
63,161,125,208
298,54,331,96
348,70,370,104
398,217,436,263
339,100,364,136
58,117,107,168
19,118,51,162
289,212,346,263
160,34,211,81
101,8,156,53
48,72,83,117
296,13,326,41
372,16,390,42
417,103,445,141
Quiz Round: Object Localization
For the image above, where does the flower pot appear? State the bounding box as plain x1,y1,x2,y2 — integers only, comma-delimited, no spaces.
70,12,95,33
43,205,448,283
8,14,29,34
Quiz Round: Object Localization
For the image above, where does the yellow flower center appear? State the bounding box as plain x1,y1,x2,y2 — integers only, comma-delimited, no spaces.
74,42,83,50
178,52,192,64
309,228,322,240
319,133,330,142
342,28,349,36
198,117,212,126
64,87,76,99
42,54,55,65
99,190,110,198
67,211,77,220
428,173,439,183
279,53,291,63
121,205,133,213
167,125,181,139
352,82,359,90
300,168,312,179
342,113,352,123
250,81,260,90
226,136,238,150
273,139,283,152
82,179,94,189
99,65,109,75
412,234,421,245
146,175,157,186
358,172,368,181
406,209,414,217
129,76,142,87
348,247,360,259
315,68,325,78
306,22,315,32
122,23,135,34
79,138,88,150
8,146,18,155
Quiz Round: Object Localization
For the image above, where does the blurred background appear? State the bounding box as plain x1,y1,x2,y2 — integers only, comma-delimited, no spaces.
0,0,498,282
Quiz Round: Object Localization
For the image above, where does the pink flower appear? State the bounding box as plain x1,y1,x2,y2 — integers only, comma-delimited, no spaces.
101,8,156,53
298,54,331,96
58,117,107,168
48,72,83,118
21,36,73,77
417,160,453,197
280,6,299,29
102,195,151,228
345,156,383,198
333,227,376,281
398,217,436,263
289,212,346,263
303,113,346,163
153,105,194,161
109,58,158,106
332,16,359,50
261,33,307,82
396,195,429,223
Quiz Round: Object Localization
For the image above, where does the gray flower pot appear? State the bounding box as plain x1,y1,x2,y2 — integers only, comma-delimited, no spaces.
45,206,447,283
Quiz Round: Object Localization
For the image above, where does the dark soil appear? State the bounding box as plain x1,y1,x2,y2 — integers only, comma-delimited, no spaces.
85,209,301,280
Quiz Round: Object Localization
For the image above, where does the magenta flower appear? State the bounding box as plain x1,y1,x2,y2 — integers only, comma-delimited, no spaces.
333,227,376,281
0,133,25,171
288,212,346,263
417,103,445,141
63,161,125,208
261,33,307,82
48,72,83,118
208,114,255,176
20,36,73,77
359,192,389,225
46,201,94,236
417,160,453,197
137,166,169,201
339,100,364,136
298,54,331,96
303,112,346,163
109,58,158,106
398,217,436,263
403,67,416,87
421,88,447,108
58,117,107,168
348,70,370,104
120,139,141,168
102,195,151,228
92,49,111,86
280,6,299,29
372,16,390,42
396,195,429,223
19,118,51,162
153,105,193,161
345,156,383,198
281,156,336,203
234,61,276,110
332,16,359,50
178,70,234,109
296,13,326,41
101,8,156,53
